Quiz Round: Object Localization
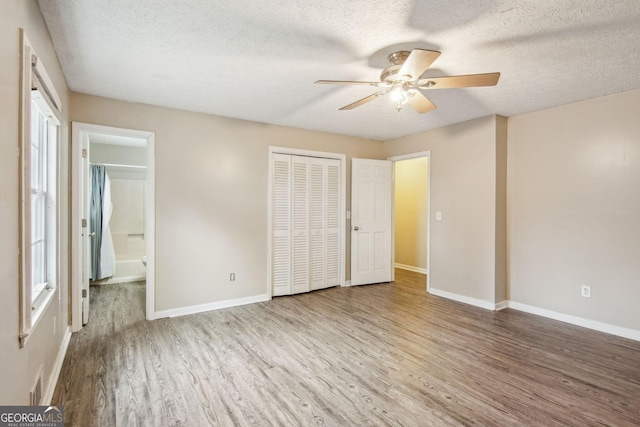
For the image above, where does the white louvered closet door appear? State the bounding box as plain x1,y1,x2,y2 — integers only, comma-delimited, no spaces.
272,154,292,296
291,156,310,294
272,153,341,295
325,159,341,287
309,158,326,290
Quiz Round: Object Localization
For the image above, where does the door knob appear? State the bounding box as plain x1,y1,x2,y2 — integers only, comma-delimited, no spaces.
353,226,359,231
89,232,96,237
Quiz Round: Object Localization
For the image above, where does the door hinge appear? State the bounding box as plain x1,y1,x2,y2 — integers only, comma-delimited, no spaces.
82,289,87,298
82,218,87,228
82,148,87,158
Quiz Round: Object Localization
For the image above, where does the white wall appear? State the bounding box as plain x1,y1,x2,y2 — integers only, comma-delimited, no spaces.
507,89,640,331
0,0,70,404
70,93,385,313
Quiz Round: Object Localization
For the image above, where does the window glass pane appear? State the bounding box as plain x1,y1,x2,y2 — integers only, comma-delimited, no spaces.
31,146,39,187
32,194,45,242
41,120,48,192
31,241,44,285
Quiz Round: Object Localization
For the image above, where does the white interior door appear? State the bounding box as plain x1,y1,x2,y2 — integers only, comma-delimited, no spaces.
81,134,90,324
351,158,392,286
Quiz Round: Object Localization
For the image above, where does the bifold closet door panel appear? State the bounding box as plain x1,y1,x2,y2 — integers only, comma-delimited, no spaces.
325,159,341,288
272,153,342,296
309,157,341,291
309,158,326,290
291,156,310,294
272,153,292,296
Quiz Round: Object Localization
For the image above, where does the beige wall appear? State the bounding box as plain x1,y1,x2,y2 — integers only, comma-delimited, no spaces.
383,116,507,304
495,116,508,303
70,93,384,312
394,157,429,270
507,89,640,330
0,1,70,404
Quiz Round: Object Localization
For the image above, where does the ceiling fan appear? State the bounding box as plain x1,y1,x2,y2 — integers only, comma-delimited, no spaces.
315,49,500,113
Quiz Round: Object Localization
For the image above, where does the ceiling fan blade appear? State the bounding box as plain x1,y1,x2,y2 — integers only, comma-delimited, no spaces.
397,49,441,80
315,80,380,86
339,91,385,110
407,91,437,114
417,72,500,89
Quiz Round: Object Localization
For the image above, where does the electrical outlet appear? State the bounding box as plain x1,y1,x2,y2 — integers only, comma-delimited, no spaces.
230,273,235,281
581,285,591,298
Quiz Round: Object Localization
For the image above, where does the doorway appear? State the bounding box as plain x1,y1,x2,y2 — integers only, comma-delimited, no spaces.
390,152,430,291
71,123,156,331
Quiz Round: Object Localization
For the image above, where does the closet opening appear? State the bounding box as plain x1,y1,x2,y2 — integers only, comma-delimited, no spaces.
267,147,346,297
390,152,430,292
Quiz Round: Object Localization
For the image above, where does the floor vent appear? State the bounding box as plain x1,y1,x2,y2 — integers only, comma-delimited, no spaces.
30,370,42,406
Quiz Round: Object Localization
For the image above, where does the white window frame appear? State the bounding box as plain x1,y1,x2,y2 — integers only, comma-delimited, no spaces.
19,30,62,348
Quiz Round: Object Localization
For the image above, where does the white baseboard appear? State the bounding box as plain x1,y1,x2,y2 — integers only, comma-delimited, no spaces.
155,293,271,319
495,300,509,311
428,288,499,311
426,289,640,341
507,301,640,342
394,263,428,275
343,280,352,287
44,327,71,405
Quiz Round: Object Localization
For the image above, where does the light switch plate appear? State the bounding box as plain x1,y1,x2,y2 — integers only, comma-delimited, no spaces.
436,211,442,221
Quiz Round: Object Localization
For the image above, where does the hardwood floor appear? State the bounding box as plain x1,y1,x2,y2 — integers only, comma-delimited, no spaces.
52,270,640,426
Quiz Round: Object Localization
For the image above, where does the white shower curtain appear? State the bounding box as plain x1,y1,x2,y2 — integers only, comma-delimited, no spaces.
99,171,116,278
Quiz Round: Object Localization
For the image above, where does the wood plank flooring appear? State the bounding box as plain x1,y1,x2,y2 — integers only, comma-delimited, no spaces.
52,270,640,426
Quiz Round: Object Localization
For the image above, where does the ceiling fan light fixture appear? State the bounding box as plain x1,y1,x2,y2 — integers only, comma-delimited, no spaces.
390,87,410,104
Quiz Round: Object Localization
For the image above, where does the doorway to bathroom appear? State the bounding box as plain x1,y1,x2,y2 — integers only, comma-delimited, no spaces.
71,123,156,331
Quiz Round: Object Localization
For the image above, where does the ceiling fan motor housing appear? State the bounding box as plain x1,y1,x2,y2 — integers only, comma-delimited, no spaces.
381,51,413,83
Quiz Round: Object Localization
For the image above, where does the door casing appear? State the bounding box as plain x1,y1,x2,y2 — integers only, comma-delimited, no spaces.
71,122,156,331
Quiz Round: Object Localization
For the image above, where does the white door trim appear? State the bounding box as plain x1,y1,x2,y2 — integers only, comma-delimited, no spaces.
71,122,156,331
388,151,431,292
267,146,346,298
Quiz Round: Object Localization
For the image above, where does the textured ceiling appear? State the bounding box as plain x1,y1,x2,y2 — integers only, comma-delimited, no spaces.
38,0,640,141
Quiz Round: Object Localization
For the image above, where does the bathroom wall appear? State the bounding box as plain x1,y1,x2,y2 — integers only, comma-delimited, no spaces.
89,142,147,262
109,177,146,261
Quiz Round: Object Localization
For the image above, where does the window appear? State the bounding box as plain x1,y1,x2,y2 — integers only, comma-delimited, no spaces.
30,92,58,305
19,30,61,347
